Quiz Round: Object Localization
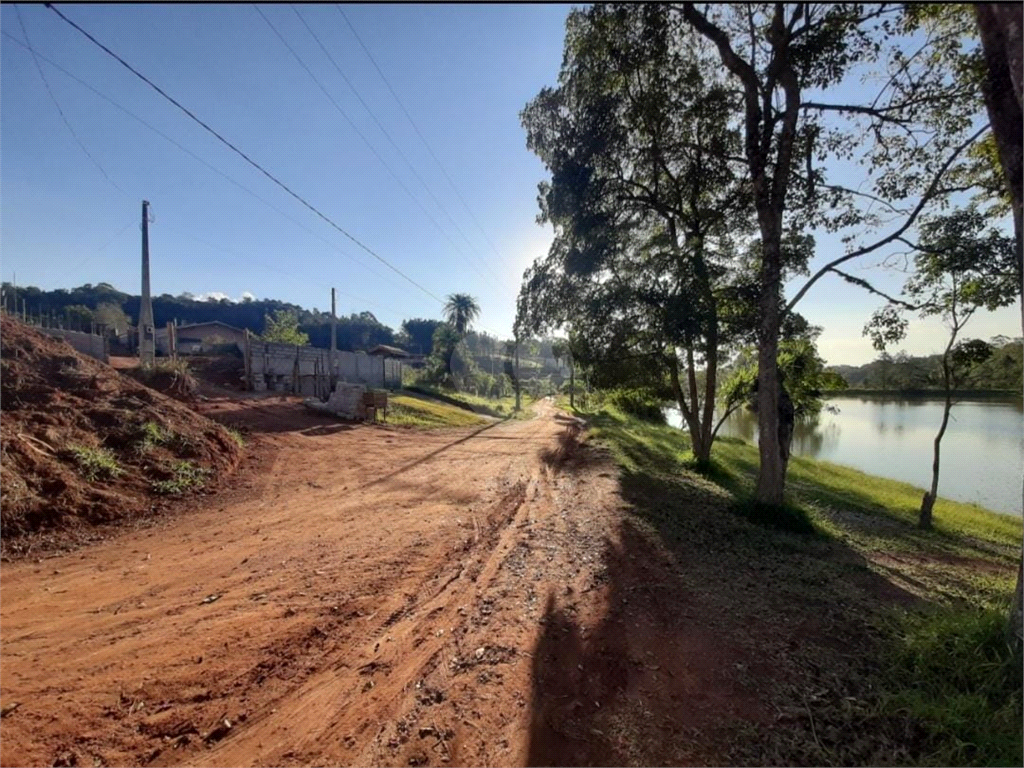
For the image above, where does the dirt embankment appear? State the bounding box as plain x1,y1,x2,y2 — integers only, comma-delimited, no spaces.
0,319,241,553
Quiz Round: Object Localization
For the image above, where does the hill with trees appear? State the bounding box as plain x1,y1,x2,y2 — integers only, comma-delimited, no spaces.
830,337,1022,393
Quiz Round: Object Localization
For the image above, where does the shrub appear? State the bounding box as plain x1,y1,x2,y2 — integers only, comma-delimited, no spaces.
606,388,666,423
134,421,171,454
223,427,245,448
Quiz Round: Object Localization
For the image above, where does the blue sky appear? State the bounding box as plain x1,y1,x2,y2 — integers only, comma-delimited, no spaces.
2,3,1019,365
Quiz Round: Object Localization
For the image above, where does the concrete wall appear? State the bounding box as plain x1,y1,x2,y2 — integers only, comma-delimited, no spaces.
40,328,109,363
246,341,402,394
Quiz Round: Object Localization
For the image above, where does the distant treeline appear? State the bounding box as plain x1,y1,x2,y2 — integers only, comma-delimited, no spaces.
829,339,1023,393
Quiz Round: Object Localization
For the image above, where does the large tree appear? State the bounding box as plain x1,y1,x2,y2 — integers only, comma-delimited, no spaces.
972,2,1023,646
679,3,988,504
518,4,754,464
261,309,309,346
400,318,444,356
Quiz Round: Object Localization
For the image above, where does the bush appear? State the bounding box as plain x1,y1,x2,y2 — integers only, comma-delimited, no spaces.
606,388,666,423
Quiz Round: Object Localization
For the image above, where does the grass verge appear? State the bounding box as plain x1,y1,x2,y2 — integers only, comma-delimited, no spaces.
150,460,210,495
388,394,489,428
405,385,534,419
573,403,1022,766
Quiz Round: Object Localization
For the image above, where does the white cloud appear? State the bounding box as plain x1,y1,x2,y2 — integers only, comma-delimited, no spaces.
195,290,256,303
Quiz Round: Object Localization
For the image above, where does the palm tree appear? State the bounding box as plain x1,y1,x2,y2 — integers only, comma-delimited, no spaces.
443,293,480,336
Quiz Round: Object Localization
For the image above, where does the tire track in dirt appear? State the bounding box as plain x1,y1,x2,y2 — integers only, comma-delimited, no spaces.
1,399,575,767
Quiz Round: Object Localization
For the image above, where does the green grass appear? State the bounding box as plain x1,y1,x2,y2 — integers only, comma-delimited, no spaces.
150,460,210,495
404,385,534,419
584,405,1021,554
134,421,171,455
68,445,123,482
387,394,489,428
222,426,245,448
570,402,1022,766
879,606,1023,766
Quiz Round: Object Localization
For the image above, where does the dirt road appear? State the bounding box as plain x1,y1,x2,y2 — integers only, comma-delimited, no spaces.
1,398,762,767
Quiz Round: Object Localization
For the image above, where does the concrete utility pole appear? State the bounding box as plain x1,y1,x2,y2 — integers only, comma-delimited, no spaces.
515,338,521,412
330,287,338,391
138,200,156,366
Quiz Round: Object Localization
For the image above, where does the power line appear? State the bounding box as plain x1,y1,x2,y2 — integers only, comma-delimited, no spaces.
1,29,410,297
336,5,511,280
14,4,126,196
253,5,495,290
66,218,136,274
45,2,445,305
292,5,506,289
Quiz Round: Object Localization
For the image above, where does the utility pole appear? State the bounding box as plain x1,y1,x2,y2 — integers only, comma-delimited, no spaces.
139,200,156,366
330,287,338,391
514,337,521,412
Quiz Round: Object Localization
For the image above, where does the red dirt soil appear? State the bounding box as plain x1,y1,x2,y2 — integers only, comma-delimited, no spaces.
0,397,770,767
0,319,241,551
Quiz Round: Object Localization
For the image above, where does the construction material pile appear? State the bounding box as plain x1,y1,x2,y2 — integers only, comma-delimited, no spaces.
304,381,367,418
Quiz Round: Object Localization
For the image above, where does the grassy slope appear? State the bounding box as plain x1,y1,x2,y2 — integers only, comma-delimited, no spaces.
386,393,489,428
403,385,534,419
570,401,1022,766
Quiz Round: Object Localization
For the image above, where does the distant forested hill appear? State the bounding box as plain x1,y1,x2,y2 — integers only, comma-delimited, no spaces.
829,338,1022,392
0,282,541,363
0,281,397,352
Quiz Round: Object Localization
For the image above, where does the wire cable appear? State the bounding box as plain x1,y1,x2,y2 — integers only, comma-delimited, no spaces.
1,29,410,297
45,2,444,305
253,5,495,289
336,5,511,279
293,5,506,288
14,4,127,196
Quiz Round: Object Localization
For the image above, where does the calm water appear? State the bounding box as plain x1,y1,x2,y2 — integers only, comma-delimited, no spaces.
666,395,1023,516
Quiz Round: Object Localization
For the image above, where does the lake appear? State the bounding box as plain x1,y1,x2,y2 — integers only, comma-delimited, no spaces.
665,394,1023,516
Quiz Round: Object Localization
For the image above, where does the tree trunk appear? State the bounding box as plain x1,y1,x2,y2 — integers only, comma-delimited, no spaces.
975,2,1024,649
669,354,708,465
1011,559,1024,648
754,239,785,505
920,380,953,530
568,348,575,409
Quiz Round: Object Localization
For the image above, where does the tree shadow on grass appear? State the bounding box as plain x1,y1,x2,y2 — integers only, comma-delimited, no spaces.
526,427,934,766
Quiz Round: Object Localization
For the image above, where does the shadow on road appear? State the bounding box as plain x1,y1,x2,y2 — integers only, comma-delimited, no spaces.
525,430,925,767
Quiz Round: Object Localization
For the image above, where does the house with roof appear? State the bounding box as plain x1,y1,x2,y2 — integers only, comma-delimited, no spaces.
155,320,248,355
